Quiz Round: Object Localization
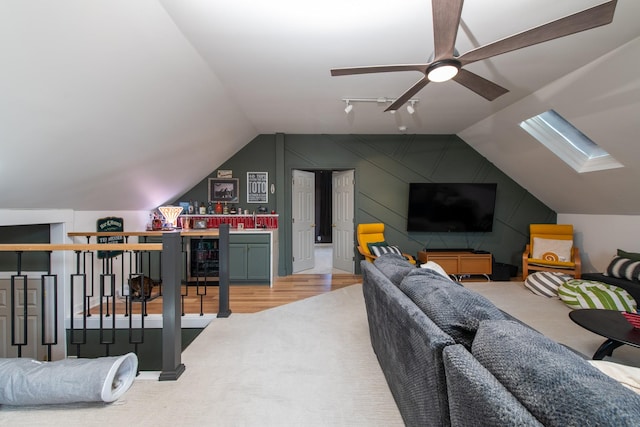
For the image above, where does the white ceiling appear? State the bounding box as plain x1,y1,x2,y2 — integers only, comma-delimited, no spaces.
1,0,639,214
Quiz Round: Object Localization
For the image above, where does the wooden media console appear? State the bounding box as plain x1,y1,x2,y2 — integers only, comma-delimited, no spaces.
417,250,492,281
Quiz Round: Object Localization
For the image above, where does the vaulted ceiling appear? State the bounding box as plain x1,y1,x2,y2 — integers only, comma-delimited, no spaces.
1,1,639,214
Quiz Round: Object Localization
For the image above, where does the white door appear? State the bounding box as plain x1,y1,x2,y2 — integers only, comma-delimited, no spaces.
332,170,355,273
292,170,315,273
0,277,47,359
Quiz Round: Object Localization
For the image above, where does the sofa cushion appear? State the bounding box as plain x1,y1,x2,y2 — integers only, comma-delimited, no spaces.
524,271,571,298
472,319,640,426
442,344,542,426
373,253,415,286
399,269,506,349
557,279,637,311
605,255,640,282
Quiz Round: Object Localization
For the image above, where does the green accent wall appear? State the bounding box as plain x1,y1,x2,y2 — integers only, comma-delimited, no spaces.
174,134,556,275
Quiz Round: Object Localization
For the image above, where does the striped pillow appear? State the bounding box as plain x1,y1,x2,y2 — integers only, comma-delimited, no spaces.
524,271,572,298
370,245,402,257
558,279,637,311
605,256,640,282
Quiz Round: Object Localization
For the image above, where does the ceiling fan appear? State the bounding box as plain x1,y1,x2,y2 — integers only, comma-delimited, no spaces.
330,0,618,111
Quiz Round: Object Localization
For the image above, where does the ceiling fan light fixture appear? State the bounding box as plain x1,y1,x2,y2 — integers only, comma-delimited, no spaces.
426,59,461,83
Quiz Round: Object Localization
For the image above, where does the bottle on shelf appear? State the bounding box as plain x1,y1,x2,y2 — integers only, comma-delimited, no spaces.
223,202,229,215
215,201,223,214
199,202,207,215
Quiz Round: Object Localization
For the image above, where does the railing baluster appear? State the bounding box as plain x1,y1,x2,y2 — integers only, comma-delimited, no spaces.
69,250,87,357
10,251,28,358
41,251,58,361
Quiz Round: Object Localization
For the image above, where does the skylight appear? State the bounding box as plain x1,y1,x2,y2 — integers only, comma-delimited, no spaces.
519,110,623,173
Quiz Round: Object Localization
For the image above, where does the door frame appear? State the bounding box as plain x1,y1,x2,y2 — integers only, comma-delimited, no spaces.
288,168,355,275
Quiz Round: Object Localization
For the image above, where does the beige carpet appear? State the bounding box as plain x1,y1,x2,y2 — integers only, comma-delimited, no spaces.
0,284,403,427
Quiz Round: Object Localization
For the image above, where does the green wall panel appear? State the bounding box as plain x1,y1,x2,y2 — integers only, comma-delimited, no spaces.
174,133,555,276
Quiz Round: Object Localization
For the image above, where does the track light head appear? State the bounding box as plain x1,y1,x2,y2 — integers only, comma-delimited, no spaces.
344,100,353,114
407,101,416,115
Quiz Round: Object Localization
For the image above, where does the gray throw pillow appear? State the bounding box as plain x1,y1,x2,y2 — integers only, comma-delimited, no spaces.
472,319,640,426
399,269,506,348
373,253,415,286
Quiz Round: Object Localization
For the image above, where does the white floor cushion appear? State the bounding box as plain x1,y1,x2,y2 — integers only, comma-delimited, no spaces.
524,271,572,298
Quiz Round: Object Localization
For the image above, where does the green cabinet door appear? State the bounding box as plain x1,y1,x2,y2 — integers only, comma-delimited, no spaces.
229,243,248,281
246,243,270,280
228,234,271,283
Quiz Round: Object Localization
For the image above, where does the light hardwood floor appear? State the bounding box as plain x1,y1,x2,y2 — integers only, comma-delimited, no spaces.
107,274,362,316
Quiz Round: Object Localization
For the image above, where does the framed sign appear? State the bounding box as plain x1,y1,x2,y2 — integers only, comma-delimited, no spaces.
97,216,123,259
209,178,239,203
247,172,268,203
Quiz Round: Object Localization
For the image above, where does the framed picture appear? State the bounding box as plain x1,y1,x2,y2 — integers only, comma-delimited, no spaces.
193,219,207,229
247,172,268,203
209,178,239,203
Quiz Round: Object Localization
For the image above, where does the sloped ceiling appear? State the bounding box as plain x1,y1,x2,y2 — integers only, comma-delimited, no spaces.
1,0,639,214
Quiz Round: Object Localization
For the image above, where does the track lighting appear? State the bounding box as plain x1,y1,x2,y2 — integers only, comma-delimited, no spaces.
344,100,353,114
407,101,416,115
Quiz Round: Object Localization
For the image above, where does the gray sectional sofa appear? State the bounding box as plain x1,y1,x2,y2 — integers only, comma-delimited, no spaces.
361,254,640,427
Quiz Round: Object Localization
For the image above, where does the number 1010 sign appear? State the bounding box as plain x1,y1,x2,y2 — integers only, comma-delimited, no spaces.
247,172,268,203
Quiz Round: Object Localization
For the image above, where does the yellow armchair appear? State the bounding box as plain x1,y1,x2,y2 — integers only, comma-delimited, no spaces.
522,224,581,280
356,223,416,264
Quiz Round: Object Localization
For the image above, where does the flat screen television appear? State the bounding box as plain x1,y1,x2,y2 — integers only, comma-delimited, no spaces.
407,183,497,232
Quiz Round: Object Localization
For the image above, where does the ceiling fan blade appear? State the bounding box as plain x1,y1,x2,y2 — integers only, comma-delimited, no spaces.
458,0,617,66
385,77,430,111
432,0,464,60
452,69,509,101
331,64,428,77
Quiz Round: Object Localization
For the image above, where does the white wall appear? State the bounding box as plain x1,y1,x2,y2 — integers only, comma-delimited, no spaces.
557,213,640,273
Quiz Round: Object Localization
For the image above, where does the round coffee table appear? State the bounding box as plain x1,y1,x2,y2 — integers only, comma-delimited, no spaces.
569,309,640,360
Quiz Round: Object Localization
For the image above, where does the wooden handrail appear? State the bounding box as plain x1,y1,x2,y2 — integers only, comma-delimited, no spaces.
0,243,162,252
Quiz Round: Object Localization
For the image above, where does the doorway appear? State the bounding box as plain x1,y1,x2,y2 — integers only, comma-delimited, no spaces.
291,169,354,274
